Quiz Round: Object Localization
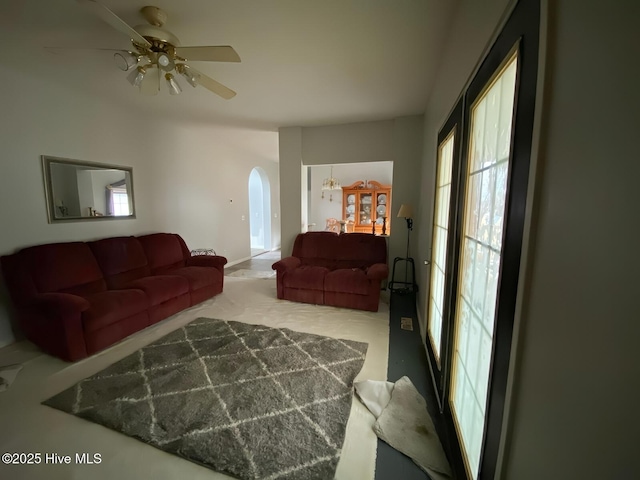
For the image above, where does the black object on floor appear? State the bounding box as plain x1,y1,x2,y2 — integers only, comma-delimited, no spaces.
388,257,418,295
374,292,448,480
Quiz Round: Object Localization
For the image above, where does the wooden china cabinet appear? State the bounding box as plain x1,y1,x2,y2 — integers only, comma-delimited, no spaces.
342,180,392,235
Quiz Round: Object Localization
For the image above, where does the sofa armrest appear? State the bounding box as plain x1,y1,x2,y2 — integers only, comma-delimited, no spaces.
366,263,389,281
186,255,228,271
272,256,301,272
32,292,90,317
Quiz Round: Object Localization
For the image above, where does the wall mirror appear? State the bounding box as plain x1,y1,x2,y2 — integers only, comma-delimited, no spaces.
42,155,136,223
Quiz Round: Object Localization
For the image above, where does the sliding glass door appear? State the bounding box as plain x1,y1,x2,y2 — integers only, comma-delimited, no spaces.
428,133,454,365
423,0,540,478
450,52,518,478
426,99,463,402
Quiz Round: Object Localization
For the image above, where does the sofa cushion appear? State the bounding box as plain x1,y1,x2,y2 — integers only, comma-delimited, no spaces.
292,232,340,267
325,268,371,295
82,289,148,333
89,237,151,289
335,233,387,269
166,266,218,291
291,232,386,270
137,233,189,274
126,275,189,307
13,242,106,300
283,266,329,291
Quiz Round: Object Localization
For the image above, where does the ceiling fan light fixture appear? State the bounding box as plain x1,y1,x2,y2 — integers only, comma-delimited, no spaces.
130,66,146,87
113,51,139,71
157,52,175,72
165,73,182,95
177,64,199,88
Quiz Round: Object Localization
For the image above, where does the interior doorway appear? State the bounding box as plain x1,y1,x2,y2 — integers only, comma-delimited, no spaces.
248,167,271,257
306,161,394,233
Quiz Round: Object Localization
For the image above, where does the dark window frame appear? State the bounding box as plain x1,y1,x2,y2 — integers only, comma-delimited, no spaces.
425,0,540,478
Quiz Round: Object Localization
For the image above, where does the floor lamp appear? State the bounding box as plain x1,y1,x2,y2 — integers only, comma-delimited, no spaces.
389,204,418,294
397,204,413,259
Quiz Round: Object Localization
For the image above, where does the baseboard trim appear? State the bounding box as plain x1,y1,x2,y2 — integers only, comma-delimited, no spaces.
416,307,427,343
224,256,252,268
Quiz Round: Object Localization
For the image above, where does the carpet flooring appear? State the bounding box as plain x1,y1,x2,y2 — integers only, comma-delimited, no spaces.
44,318,368,480
0,277,388,480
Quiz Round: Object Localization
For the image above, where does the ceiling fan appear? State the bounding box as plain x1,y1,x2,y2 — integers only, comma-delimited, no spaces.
76,0,241,99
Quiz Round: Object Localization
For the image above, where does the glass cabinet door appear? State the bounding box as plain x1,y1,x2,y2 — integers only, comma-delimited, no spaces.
359,193,372,226
345,193,356,224
375,192,388,229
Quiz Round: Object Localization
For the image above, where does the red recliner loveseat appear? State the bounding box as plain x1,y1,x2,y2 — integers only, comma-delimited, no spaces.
272,232,388,312
0,233,226,361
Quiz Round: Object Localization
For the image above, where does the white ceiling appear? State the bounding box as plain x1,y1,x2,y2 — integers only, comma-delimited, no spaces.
0,0,457,131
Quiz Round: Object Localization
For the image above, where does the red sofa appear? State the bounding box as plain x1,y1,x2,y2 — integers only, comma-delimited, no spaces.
0,233,226,361
272,232,388,312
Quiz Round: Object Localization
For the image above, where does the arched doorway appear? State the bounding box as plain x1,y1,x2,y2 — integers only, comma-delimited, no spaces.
248,167,271,256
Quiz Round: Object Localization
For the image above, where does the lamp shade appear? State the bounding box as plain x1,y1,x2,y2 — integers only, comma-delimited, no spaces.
397,204,413,218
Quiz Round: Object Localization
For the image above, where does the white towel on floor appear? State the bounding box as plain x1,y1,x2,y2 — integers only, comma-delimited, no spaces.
354,380,395,419
355,376,452,480
0,364,23,392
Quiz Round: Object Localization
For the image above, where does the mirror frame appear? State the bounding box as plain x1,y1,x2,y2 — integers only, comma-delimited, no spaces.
42,155,136,223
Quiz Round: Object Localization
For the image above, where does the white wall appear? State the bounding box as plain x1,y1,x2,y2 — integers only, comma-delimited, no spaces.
76,170,94,217
0,62,280,348
50,163,82,217
501,1,639,477
301,121,394,165
416,0,513,337
278,127,302,256
279,117,423,264
308,162,393,230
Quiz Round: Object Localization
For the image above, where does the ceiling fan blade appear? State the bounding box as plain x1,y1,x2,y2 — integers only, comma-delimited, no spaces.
175,46,241,63
44,47,131,55
188,67,236,99
140,66,160,95
77,0,151,48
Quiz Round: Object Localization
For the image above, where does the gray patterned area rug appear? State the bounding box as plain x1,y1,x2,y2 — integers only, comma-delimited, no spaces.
44,318,368,480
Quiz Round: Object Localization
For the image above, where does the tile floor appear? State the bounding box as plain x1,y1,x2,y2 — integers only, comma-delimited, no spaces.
225,250,281,276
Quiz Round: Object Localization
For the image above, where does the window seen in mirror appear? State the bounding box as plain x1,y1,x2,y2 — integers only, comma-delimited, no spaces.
112,190,130,216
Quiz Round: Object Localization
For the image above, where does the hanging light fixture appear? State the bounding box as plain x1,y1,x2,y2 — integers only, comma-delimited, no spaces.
157,52,175,72
127,66,147,87
321,166,341,202
113,51,140,71
165,73,182,95
177,64,200,87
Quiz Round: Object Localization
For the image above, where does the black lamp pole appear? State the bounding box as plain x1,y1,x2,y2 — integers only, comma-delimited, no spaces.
404,216,413,284
405,216,413,258
390,204,417,294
